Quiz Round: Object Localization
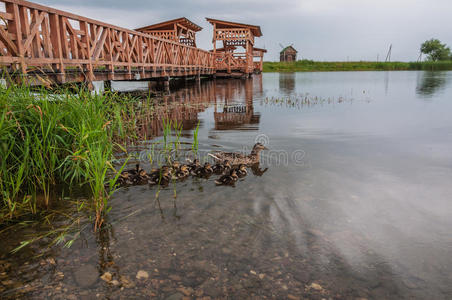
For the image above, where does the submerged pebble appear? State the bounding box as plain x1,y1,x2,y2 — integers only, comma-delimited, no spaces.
73,265,98,287
101,272,113,282
136,270,149,280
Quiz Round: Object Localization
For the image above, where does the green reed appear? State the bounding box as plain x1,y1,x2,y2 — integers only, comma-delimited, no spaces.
192,120,200,154
0,84,142,229
162,118,172,152
173,120,183,153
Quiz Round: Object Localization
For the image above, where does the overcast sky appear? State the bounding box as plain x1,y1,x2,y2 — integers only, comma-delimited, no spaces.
34,0,452,62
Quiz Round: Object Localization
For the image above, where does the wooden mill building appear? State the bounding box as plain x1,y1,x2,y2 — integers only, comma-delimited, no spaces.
206,18,266,77
280,45,297,62
135,17,202,47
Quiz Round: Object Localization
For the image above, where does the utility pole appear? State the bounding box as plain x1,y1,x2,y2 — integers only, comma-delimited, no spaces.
385,44,392,62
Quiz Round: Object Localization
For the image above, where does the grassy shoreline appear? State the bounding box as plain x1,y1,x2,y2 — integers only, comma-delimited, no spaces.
263,60,452,72
0,85,153,229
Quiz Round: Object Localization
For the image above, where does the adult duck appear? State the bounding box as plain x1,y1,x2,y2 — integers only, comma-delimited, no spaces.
209,143,268,166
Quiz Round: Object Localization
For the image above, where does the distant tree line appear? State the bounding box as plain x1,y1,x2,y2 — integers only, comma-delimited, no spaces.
421,39,452,61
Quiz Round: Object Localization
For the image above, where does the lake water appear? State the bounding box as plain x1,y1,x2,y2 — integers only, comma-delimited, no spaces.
1,71,452,299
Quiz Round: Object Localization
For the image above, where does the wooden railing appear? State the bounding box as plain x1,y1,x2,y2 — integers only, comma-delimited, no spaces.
0,0,214,82
214,52,254,73
215,28,253,44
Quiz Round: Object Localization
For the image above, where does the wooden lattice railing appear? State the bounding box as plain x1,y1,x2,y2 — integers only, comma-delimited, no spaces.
214,52,254,73
214,28,253,44
0,0,214,82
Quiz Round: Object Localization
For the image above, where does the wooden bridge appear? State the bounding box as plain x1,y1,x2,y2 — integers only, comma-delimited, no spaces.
0,0,265,86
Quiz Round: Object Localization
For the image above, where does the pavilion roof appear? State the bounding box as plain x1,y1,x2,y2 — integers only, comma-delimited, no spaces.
205,18,262,37
136,17,202,32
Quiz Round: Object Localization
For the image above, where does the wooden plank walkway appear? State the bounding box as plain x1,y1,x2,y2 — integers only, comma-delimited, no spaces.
0,0,264,85
0,0,215,84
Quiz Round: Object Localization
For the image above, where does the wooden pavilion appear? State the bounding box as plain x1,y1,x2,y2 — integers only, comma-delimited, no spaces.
135,17,202,47
206,18,265,76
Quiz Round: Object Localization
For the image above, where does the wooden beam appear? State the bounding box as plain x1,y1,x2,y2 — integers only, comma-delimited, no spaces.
49,13,63,72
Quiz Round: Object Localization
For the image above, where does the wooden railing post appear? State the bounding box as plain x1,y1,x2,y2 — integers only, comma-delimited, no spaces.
80,20,93,81
49,13,63,73
5,2,25,73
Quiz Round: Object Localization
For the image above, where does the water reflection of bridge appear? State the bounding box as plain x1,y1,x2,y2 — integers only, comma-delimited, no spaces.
213,75,262,130
134,75,263,138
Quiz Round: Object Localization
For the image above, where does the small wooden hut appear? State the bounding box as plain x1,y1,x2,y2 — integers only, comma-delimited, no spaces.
135,17,202,47
280,45,297,62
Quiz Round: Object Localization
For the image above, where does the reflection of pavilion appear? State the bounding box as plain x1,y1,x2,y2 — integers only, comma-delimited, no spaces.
135,80,216,138
213,75,262,130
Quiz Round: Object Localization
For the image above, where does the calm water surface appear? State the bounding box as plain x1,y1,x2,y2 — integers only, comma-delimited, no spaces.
1,71,452,299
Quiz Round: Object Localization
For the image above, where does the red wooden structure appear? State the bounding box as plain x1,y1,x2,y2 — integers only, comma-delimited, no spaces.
206,18,265,76
135,17,202,47
0,0,264,85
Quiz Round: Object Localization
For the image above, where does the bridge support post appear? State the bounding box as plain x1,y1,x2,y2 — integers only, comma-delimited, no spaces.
163,76,170,93
89,81,105,95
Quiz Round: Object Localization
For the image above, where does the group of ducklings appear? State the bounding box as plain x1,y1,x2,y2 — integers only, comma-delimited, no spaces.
117,159,248,187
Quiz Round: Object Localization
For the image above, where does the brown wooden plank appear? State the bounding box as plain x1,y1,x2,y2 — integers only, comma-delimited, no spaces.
0,26,18,55
41,14,52,58
5,3,23,63
19,6,31,56
59,16,69,58
22,9,44,56
92,26,108,60
49,13,63,71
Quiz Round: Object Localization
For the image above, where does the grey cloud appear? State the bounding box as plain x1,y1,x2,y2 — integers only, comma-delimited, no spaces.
32,0,452,61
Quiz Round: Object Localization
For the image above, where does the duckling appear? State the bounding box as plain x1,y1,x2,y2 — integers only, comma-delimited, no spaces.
132,169,149,185
171,161,181,172
212,160,232,175
125,164,143,176
148,167,167,185
157,167,173,186
235,164,248,178
187,158,201,172
215,169,239,186
192,162,214,177
175,164,190,179
117,171,133,186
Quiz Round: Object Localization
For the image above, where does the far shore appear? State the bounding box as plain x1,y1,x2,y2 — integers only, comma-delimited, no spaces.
263,60,452,72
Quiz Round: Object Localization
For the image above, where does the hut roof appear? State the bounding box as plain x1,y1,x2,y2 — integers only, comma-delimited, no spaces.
135,17,202,32
205,18,262,37
280,45,297,54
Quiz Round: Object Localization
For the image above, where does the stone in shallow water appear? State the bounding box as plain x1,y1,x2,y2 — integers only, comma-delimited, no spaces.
73,264,98,288
165,292,184,300
308,282,323,291
111,280,120,286
203,284,221,297
177,286,194,296
120,275,135,288
136,270,149,280
100,272,112,283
